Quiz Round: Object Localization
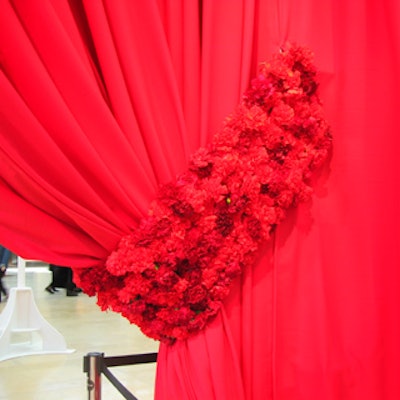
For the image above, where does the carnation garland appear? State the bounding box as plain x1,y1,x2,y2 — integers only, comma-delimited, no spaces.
75,44,332,343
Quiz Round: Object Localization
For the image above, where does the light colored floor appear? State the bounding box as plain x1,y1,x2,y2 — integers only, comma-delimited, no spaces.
0,262,158,400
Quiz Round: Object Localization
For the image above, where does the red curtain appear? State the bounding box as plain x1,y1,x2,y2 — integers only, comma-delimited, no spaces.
1,1,400,399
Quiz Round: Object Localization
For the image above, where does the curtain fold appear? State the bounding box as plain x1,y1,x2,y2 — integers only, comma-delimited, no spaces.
1,1,400,399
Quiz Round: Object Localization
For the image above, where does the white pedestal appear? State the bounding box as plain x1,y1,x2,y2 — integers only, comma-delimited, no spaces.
0,258,74,361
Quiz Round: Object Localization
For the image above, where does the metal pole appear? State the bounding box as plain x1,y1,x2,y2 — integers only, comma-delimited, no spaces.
84,352,104,400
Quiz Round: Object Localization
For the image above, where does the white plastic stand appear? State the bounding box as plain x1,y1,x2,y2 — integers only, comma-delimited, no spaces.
0,257,74,361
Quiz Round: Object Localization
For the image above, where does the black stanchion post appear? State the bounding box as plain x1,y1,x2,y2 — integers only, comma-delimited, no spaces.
84,352,104,400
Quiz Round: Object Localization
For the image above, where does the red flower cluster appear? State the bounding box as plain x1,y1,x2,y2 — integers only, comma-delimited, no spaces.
75,44,332,343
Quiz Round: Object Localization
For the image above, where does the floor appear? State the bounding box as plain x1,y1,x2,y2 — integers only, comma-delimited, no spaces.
0,262,158,400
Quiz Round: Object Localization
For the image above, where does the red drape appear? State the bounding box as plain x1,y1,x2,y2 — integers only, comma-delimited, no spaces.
1,1,399,399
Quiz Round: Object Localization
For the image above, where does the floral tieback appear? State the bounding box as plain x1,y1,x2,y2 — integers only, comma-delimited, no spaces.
76,44,332,343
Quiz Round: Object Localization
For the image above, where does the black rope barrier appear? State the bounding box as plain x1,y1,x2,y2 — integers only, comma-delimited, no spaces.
83,351,158,400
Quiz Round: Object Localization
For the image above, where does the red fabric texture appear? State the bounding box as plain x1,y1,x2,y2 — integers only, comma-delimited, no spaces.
1,1,400,399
